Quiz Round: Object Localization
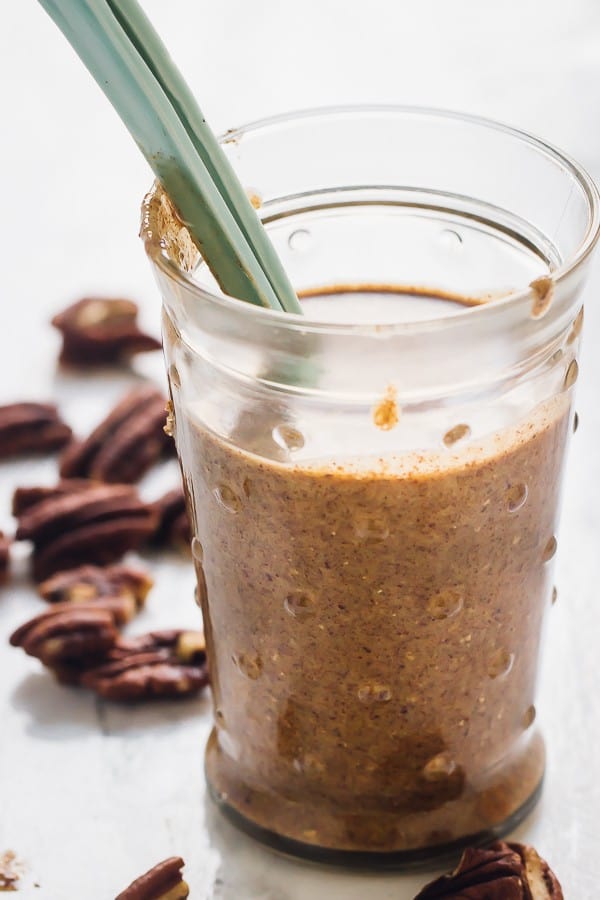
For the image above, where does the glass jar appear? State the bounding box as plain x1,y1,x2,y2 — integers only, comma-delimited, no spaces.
141,107,599,866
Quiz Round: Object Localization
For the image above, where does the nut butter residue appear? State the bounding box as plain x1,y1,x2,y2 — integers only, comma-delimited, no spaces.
373,385,399,431
529,275,554,319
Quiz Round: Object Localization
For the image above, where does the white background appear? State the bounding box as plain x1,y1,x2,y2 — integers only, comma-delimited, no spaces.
1,1,600,897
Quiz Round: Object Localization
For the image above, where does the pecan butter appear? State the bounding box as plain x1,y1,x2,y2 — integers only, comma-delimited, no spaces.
182,393,570,855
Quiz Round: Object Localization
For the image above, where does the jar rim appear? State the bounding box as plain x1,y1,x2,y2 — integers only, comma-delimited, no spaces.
141,104,600,337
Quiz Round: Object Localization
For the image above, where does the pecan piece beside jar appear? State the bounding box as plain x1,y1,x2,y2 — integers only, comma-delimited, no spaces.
12,478,94,517
0,532,10,585
52,297,161,367
414,840,563,899
83,629,208,701
15,483,158,581
60,385,174,483
149,488,191,551
0,402,72,459
115,856,189,900
38,563,153,607
9,595,138,684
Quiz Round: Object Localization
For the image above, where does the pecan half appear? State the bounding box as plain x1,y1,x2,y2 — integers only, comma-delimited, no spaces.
115,857,189,900
82,629,208,701
0,402,72,459
149,489,191,551
9,595,139,684
14,483,158,581
52,297,161,367
12,479,94,517
38,563,153,607
0,532,10,585
60,385,174,483
414,840,563,899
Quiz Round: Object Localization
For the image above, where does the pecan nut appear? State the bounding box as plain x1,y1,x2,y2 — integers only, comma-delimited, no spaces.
14,483,158,580
0,532,10,585
60,385,174,483
9,595,139,683
115,856,189,900
414,840,563,899
12,479,94,517
82,629,208,701
38,563,153,607
0,402,72,459
150,489,191,551
52,297,161,367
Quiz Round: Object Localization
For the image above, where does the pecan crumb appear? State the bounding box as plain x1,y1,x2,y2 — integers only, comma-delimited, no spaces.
82,629,208,702
14,483,158,581
38,563,153,608
60,385,174,484
52,297,161,367
0,850,21,892
373,385,400,431
150,489,191,551
0,533,10,586
115,857,189,900
414,840,563,899
530,276,554,319
0,402,72,460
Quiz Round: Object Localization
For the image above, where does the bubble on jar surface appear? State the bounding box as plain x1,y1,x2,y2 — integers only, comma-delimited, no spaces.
507,483,528,512
567,307,584,344
422,752,457,781
427,589,464,620
232,652,263,680
551,586,558,605
522,704,536,729
288,228,312,251
487,648,514,679
168,363,181,388
213,483,242,514
563,359,579,390
542,535,557,562
443,423,471,447
357,682,392,704
573,411,579,433
284,590,316,620
354,516,390,542
217,728,239,760
272,424,305,452
191,537,204,563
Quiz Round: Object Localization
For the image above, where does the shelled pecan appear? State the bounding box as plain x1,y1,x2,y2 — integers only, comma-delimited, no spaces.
9,595,140,683
0,532,10,585
0,402,72,459
115,857,189,900
149,488,191,551
38,563,153,607
12,478,94,517
414,840,563,899
14,483,158,580
82,629,208,701
52,297,161,367
60,384,174,483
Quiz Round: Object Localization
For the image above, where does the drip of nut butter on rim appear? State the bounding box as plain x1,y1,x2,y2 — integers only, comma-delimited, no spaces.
529,274,554,319
373,385,400,430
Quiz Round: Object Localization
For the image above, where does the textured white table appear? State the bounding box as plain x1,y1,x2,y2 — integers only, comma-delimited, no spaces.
1,1,600,897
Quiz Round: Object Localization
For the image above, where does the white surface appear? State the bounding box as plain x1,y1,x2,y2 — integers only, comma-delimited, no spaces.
1,1,600,897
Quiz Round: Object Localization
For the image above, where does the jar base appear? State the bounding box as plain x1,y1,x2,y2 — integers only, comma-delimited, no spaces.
206,771,544,871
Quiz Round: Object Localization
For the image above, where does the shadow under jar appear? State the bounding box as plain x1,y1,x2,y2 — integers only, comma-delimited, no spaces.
141,107,599,867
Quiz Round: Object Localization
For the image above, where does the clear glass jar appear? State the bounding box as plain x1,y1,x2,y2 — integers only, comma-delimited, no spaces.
141,107,599,866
